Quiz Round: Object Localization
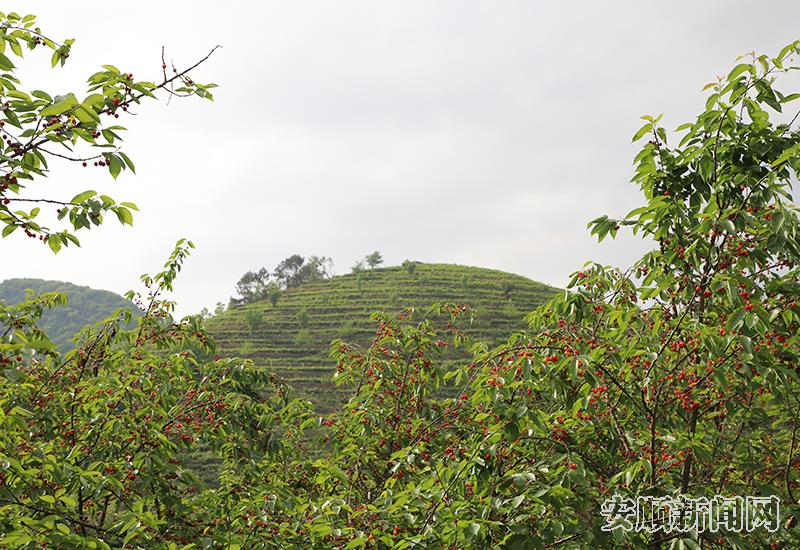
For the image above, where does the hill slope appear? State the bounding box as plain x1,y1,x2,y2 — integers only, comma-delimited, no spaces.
206,263,558,410
0,278,139,351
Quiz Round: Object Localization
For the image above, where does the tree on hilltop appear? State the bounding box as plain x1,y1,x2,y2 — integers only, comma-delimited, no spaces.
232,267,270,307
402,258,418,275
231,254,333,307
273,254,332,289
365,250,383,269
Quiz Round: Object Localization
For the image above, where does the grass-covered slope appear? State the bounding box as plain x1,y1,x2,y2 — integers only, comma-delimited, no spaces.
206,263,559,410
0,278,138,351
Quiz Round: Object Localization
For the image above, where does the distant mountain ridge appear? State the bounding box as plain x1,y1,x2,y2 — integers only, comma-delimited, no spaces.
0,278,139,351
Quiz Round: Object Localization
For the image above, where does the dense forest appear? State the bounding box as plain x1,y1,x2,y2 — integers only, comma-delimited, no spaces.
0,278,138,351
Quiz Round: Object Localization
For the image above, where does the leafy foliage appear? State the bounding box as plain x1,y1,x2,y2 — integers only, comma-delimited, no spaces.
0,11,216,251
0,241,312,548
287,41,800,548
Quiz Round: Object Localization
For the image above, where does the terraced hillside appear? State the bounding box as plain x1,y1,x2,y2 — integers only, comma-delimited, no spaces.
206,263,559,411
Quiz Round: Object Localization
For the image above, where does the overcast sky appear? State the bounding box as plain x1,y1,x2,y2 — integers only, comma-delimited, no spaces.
4,1,800,316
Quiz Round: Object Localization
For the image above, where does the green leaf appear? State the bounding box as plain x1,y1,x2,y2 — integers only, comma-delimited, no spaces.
118,151,136,174
74,105,100,124
63,233,80,246
720,219,736,233
0,51,15,71
772,143,800,168
108,155,123,179
82,93,105,108
41,93,78,116
58,495,77,507
780,93,800,104
7,89,30,100
114,207,133,225
728,307,746,331
71,190,97,203
9,40,22,57
48,236,61,253
632,122,653,143
776,42,798,63
727,63,752,82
